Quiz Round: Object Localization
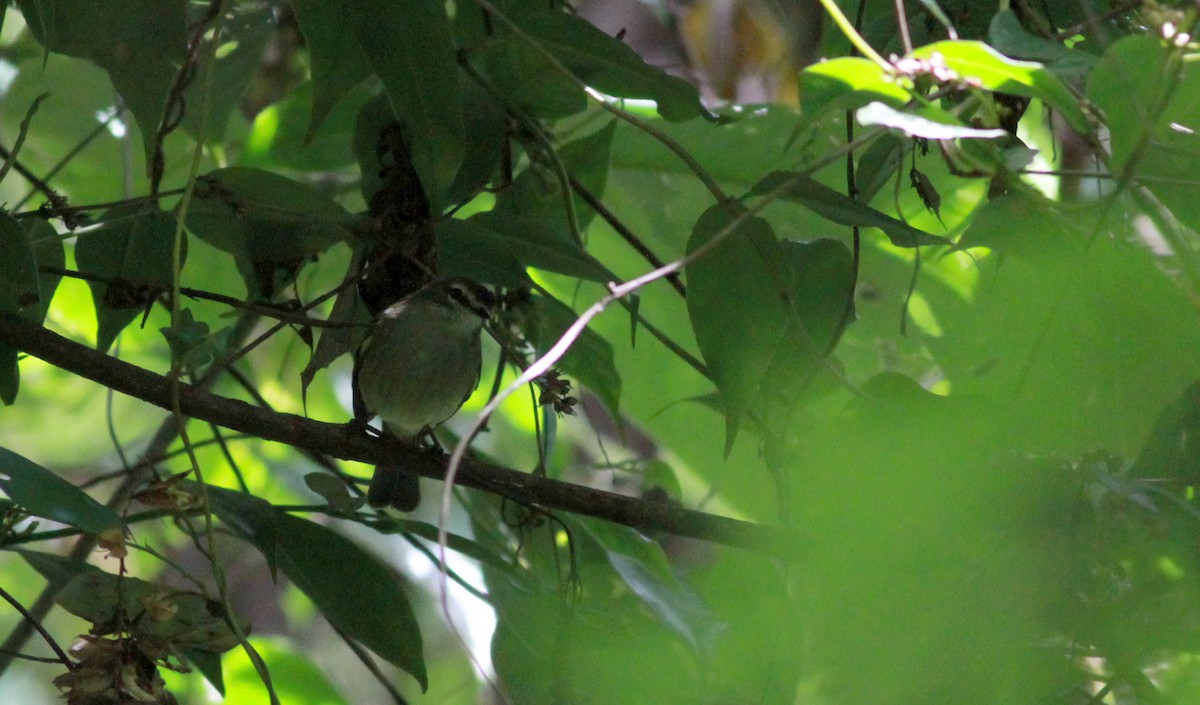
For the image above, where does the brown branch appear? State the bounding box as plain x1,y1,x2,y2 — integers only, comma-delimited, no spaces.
0,311,795,558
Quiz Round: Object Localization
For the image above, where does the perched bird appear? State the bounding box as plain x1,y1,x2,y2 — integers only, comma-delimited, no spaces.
356,277,495,510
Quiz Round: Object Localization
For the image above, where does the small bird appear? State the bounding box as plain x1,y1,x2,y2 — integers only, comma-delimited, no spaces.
356,277,495,510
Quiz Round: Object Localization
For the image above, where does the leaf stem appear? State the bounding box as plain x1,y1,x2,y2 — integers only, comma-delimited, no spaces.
817,0,891,68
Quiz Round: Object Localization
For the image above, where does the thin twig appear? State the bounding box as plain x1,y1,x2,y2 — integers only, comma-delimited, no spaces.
0,584,73,669
568,175,687,299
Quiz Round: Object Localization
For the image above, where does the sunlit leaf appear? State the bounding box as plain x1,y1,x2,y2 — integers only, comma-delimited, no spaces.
911,40,1090,133
800,57,911,118
857,101,1007,139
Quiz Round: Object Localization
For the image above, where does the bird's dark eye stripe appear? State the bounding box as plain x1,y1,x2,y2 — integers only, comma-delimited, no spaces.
448,284,494,318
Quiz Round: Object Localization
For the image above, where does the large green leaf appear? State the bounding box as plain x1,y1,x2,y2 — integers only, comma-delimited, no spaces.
273,513,427,689
207,487,426,689
472,35,586,119
685,202,792,453
290,0,372,138
780,238,855,356
184,167,354,299
1087,35,1170,176
14,0,187,160
74,204,180,352
349,0,463,211
0,447,121,534
987,9,1066,62
911,40,1090,133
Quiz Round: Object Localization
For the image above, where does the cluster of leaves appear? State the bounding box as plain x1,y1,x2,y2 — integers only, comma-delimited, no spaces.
3,0,1200,703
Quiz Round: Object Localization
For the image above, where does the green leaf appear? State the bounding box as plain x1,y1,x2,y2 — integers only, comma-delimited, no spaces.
750,171,948,247
274,513,426,689
13,0,187,160
856,101,1008,140
463,210,615,282
242,82,370,172
181,3,275,144
437,218,532,287
303,473,365,513
910,40,1090,133
574,517,714,654
1087,37,1200,235
182,648,225,696
74,204,180,352
496,120,617,236
445,78,508,206
685,202,791,453
185,167,354,299
472,36,586,119
0,447,122,534
207,484,282,579
489,10,705,122
781,238,855,355
207,487,426,688
800,57,911,118
221,639,349,705
0,213,40,321
350,0,463,210
290,0,372,138
988,10,1065,62
527,292,621,419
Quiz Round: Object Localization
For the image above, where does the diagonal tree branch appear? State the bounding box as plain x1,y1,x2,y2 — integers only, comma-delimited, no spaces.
0,311,796,558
